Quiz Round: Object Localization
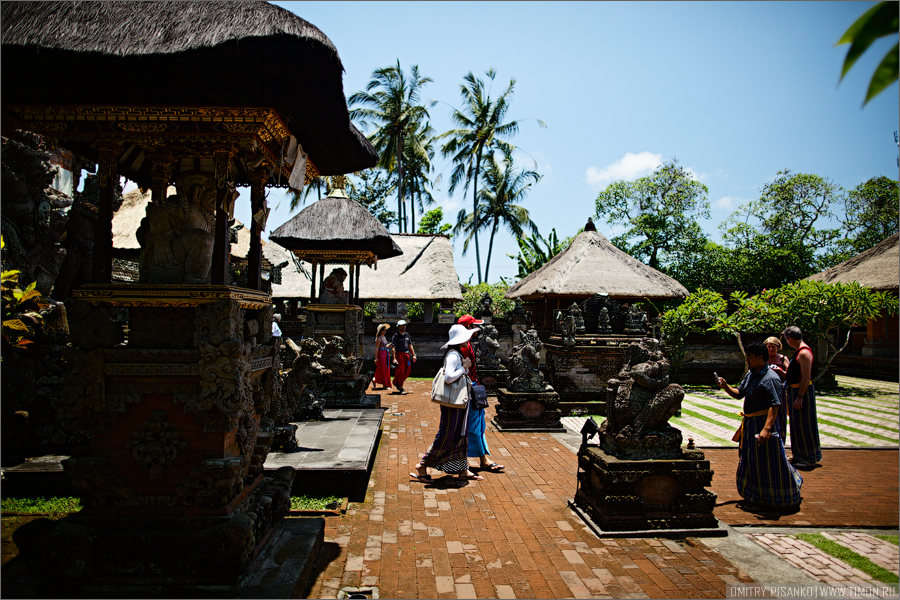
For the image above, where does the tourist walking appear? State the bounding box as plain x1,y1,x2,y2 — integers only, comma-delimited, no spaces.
410,324,484,482
717,341,802,511
372,323,392,390
391,319,416,393
457,314,504,474
764,335,789,436
783,326,822,469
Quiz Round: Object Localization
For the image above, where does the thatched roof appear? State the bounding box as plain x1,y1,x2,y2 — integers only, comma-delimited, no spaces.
269,189,402,260
267,234,463,302
807,233,899,291
505,230,688,300
1,1,376,177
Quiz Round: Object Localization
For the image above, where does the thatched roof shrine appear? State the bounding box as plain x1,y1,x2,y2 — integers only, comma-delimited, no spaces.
1,0,377,184
506,229,689,301
269,189,402,261
807,233,899,291
266,234,461,303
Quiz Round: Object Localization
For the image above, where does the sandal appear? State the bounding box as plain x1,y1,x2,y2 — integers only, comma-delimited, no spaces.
458,471,484,481
480,462,505,472
409,473,433,483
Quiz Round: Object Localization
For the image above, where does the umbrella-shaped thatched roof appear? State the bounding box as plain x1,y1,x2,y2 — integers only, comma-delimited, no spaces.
1,1,376,179
269,190,403,260
266,234,462,302
807,233,899,291
505,230,688,300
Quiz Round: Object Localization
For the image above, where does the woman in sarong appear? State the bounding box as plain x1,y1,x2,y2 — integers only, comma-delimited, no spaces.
372,323,392,390
410,325,484,482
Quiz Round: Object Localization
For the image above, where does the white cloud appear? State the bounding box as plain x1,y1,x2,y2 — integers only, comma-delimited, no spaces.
585,151,662,189
714,196,748,209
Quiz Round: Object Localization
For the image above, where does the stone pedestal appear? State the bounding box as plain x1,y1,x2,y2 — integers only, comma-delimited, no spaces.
13,285,294,591
572,445,722,535
478,367,508,397
492,386,564,431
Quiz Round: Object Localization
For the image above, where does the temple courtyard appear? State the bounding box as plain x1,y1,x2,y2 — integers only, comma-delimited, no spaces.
302,375,898,599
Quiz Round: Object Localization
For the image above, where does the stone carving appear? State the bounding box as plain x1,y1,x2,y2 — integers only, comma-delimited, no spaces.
319,267,348,304
136,170,217,285
478,291,493,318
598,338,685,459
597,307,612,334
1,131,73,298
507,328,546,392
63,299,124,349
318,335,358,377
236,411,261,460
194,299,243,347
192,339,252,432
62,456,137,508
475,324,503,370
623,304,648,334
256,304,274,346
176,455,249,508
568,302,586,335
583,293,624,334
126,411,187,478
506,299,528,324
275,338,331,432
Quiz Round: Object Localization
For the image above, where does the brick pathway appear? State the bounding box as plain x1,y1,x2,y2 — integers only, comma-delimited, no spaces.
747,532,899,598
308,380,760,599
305,378,898,599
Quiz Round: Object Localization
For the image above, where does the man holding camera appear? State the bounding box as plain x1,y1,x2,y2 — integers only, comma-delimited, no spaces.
716,341,802,512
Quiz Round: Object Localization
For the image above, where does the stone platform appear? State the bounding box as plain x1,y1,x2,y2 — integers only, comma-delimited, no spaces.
492,386,565,432
264,408,385,502
2,517,326,599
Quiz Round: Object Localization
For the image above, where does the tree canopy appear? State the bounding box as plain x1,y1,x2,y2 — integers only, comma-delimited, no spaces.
594,158,710,271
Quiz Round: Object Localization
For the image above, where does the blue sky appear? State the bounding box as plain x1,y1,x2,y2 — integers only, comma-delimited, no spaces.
231,1,898,284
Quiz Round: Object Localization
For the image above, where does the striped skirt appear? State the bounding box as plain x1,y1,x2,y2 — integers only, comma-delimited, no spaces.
786,385,822,464
736,414,803,507
421,405,469,473
467,407,491,458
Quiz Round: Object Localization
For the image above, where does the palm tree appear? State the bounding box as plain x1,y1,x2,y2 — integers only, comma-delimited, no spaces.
349,61,433,233
402,119,438,233
439,69,545,283
452,152,540,281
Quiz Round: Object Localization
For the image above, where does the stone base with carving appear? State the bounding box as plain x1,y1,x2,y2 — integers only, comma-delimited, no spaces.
572,445,723,536
599,424,684,461
320,374,379,408
492,386,565,432
478,367,508,397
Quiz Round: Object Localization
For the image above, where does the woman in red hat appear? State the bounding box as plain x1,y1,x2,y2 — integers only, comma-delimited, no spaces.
458,314,504,473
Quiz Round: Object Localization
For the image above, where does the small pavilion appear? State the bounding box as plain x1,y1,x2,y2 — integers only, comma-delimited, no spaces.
505,220,688,330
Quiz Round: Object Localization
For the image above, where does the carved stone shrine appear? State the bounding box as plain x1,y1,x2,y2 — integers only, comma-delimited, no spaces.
493,328,564,431
571,338,722,536
544,294,651,417
15,285,293,587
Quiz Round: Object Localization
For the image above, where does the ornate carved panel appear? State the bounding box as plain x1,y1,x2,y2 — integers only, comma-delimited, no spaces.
126,411,187,478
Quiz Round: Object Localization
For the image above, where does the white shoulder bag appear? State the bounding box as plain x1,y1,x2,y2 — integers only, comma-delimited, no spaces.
431,350,471,408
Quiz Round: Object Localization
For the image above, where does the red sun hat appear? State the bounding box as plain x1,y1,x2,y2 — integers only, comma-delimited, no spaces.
457,314,484,327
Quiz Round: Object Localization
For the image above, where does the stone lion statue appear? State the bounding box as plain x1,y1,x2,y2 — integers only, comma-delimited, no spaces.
599,337,685,459
507,328,545,392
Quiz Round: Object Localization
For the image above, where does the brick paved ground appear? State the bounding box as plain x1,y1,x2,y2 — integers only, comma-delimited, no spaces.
748,532,899,599
308,380,761,599
304,378,898,599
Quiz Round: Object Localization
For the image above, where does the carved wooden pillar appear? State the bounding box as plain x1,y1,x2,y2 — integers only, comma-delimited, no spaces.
318,263,325,301
247,169,268,291
355,262,361,305
91,145,120,283
211,150,234,285
310,262,317,301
